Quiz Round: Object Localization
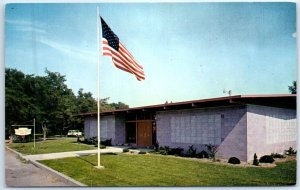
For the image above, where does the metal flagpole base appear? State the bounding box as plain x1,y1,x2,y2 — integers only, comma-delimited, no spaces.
94,165,105,169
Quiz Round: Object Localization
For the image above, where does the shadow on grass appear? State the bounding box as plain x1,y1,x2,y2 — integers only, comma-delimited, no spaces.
76,153,118,167
76,156,96,166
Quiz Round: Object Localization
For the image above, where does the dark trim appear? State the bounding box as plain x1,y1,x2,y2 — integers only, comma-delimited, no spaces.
75,94,296,117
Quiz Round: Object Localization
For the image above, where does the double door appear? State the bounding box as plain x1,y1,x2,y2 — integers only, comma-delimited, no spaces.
137,121,152,147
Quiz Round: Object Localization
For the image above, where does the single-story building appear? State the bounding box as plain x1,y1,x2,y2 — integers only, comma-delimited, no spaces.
79,94,296,162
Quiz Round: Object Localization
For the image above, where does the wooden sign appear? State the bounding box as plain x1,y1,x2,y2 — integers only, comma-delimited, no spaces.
15,128,32,136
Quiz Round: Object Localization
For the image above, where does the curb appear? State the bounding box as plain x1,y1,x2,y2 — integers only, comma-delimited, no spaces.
29,159,87,187
5,147,87,187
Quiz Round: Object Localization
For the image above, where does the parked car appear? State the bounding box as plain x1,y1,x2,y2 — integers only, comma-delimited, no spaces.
67,130,82,137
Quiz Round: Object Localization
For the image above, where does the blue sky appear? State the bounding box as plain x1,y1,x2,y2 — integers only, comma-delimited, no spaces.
5,2,297,107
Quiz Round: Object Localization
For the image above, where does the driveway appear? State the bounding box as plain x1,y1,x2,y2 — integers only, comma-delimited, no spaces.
5,148,74,187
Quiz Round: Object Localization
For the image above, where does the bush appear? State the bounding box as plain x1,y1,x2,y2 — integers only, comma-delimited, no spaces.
284,147,297,155
138,151,146,154
159,149,168,155
159,146,170,155
186,145,197,157
83,137,97,145
197,151,209,159
123,148,129,153
253,153,259,166
259,155,275,163
271,153,285,158
205,144,219,161
12,135,32,143
100,138,112,146
169,147,184,156
228,157,240,164
154,141,159,152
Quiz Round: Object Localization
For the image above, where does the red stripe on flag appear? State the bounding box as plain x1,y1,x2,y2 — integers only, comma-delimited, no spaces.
101,38,145,80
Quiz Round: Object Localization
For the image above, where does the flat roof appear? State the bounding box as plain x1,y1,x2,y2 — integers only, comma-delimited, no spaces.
77,94,296,117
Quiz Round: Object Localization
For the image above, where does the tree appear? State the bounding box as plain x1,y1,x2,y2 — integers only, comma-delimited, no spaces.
5,69,77,136
76,88,97,113
288,81,297,94
110,102,129,110
5,68,130,137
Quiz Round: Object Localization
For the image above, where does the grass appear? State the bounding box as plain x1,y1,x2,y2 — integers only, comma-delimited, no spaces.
7,138,97,155
39,154,296,186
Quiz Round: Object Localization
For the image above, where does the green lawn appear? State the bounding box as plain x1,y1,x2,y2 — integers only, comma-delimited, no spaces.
7,138,96,155
39,153,296,186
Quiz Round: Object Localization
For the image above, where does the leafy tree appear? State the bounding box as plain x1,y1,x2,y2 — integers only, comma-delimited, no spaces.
5,69,77,136
76,88,97,113
99,98,129,112
5,68,130,137
5,69,37,137
288,81,297,94
110,102,129,110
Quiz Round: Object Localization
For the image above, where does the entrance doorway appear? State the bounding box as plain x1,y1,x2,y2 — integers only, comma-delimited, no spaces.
137,121,152,147
125,111,156,147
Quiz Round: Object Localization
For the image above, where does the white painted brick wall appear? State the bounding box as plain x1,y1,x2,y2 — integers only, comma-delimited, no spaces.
247,105,296,161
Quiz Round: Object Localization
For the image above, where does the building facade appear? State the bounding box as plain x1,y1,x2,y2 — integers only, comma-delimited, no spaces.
81,95,296,162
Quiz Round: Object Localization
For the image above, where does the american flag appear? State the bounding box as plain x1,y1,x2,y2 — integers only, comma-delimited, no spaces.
100,17,145,81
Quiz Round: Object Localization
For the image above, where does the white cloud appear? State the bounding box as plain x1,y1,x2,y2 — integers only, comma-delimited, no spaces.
37,37,96,63
6,19,47,34
6,19,31,25
292,32,297,38
17,26,47,34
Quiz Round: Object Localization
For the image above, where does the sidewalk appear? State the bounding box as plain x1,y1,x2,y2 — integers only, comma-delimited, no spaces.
23,146,124,161
6,146,125,187
6,145,152,186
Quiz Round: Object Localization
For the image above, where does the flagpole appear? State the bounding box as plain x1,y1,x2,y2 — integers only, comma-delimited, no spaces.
33,118,35,148
96,6,104,169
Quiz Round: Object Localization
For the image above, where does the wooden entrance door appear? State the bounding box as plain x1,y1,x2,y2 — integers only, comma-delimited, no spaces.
137,121,152,147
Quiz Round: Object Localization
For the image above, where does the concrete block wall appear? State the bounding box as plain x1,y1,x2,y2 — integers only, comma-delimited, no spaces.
84,115,121,144
247,105,296,161
218,107,247,161
84,117,96,139
113,115,126,145
156,106,248,161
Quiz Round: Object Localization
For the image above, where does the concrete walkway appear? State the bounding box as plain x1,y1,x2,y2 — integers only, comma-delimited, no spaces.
6,146,126,187
6,146,152,187
23,147,124,161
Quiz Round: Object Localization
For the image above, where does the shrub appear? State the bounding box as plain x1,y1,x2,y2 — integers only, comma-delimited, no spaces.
284,147,297,155
138,151,146,154
158,147,166,155
159,146,170,155
12,135,32,143
259,155,275,163
205,144,219,161
197,151,209,159
253,153,259,166
100,138,112,146
154,141,159,152
123,148,129,153
12,135,24,143
83,137,97,145
187,145,197,157
169,147,184,156
228,157,241,164
271,153,285,158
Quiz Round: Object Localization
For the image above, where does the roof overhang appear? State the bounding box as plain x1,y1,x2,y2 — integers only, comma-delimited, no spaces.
75,94,296,117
